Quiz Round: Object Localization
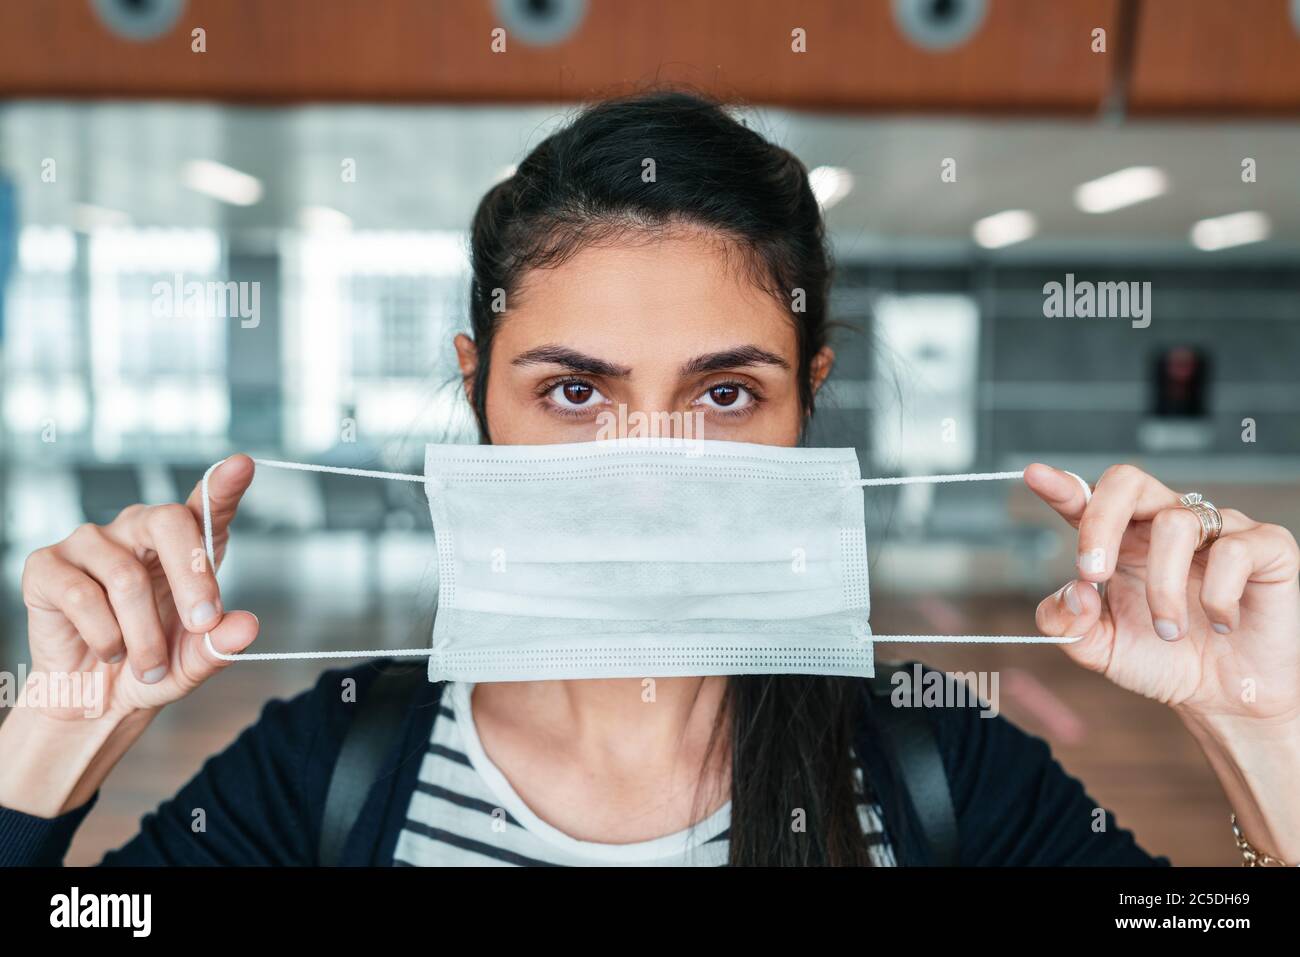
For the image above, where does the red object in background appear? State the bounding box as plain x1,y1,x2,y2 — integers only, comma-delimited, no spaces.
1152,346,1209,418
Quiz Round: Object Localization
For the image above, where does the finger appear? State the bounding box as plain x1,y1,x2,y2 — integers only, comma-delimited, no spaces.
111,503,223,634
1075,464,1181,582
177,611,260,686
1023,463,1092,527
23,548,125,663
62,528,170,684
1035,578,1107,670
1144,506,1201,641
1200,525,1300,633
184,454,255,545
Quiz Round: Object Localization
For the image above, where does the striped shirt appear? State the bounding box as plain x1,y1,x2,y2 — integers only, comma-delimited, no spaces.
393,681,896,867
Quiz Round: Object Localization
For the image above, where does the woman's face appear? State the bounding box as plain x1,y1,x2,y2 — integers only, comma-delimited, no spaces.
455,229,834,447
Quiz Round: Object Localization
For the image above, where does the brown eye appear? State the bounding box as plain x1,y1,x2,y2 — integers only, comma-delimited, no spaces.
547,379,605,411
562,382,594,405
708,384,740,406
694,382,755,412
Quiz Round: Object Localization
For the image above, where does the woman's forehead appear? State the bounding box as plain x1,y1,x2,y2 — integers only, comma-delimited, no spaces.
500,236,796,361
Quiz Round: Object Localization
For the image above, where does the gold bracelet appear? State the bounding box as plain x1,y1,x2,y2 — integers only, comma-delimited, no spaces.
1231,813,1296,867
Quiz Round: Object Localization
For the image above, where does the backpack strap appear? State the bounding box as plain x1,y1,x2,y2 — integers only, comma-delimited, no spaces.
319,663,429,867
865,661,960,866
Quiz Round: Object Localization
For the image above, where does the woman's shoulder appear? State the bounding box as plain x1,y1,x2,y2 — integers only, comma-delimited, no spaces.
292,657,440,715
855,659,1169,866
98,658,439,866
147,658,433,829
271,658,444,768
262,657,442,723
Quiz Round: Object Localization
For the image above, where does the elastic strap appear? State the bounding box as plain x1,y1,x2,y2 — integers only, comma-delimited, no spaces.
200,458,427,661
846,469,1025,487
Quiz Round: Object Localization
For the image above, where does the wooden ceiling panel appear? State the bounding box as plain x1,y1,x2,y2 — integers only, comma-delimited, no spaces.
0,0,1118,112
1127,0,1300,115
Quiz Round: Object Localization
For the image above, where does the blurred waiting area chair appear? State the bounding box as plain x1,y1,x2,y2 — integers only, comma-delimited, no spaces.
76,465,144,526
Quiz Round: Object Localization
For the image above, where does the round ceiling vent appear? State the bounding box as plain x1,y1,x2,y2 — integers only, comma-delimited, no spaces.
90,0,186,42
492,0,588,47
892,0,988,51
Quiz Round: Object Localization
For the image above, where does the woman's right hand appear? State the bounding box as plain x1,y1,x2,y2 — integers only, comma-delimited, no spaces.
19,454,260,722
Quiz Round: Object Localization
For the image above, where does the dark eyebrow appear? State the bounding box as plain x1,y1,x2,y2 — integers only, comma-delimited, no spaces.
678,345,790,377
510,345,631,378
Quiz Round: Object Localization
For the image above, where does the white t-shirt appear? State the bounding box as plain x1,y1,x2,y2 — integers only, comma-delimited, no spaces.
393,681,895,867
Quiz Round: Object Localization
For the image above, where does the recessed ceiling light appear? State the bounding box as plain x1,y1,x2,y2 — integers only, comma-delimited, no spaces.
182,159,264,206
1074,166,1168,214
973,209,1037,249
1190,211,1270,251
809,166,854,210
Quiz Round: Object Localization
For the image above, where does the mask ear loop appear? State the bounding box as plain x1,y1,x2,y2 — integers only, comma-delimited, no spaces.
199,459,431,662
1060,469,1101,598
843,467,1092,647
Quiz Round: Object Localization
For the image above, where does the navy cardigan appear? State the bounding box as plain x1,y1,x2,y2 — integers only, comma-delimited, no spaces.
0,660,1170,866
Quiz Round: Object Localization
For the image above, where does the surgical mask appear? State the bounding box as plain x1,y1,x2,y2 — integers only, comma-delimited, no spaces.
200,438,1082,682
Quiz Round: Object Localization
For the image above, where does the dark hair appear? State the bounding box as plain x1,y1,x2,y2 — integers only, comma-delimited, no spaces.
464,89,875,865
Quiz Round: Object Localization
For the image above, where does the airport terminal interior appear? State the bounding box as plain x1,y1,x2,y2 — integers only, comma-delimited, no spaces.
1,0,1298,865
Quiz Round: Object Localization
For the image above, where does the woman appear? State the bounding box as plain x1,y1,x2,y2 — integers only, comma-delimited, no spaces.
1,91,1297,867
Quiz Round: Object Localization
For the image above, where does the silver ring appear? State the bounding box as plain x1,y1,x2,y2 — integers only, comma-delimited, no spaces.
1178,492,1223,552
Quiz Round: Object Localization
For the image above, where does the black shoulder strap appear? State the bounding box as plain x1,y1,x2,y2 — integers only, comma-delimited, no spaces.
319,664,428,867
866,662,960,866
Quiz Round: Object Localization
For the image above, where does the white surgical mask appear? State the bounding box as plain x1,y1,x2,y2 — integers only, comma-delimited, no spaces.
201,438,1082,681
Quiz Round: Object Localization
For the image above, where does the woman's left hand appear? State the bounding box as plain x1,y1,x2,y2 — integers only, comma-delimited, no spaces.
1025,462,1300,724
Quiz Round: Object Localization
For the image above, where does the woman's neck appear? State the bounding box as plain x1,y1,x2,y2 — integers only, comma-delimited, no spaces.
470,676,732,842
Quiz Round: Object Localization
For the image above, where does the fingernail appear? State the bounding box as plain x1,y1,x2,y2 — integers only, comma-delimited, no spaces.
1154,619,1180,641
191,600,219,628
108,652,124,664
141,665,167,684
1062,581,1082,615
1077,548,1106,574
1212,623,1231,635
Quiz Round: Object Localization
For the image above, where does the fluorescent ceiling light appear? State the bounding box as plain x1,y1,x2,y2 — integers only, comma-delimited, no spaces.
1074,166,1168,214
182,159,263,206
299,205,352,233
809,166,853,210
1190,211,1270,251
972,209,1036,249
